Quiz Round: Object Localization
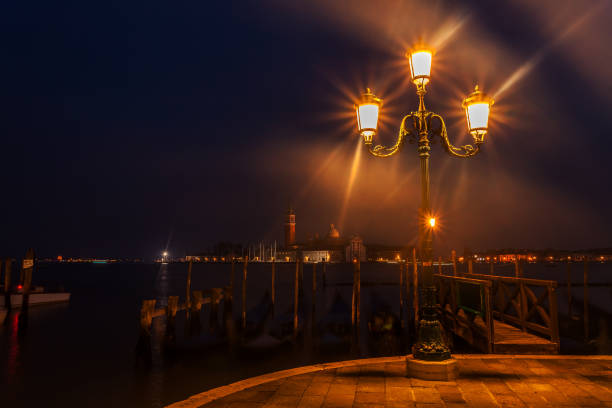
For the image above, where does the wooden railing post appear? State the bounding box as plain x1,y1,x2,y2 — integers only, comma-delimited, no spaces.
489,258,494,275
519,280,527,332
484,285,494,353
467,259,473,275
451,250,457,276
499,281,506,323
438,256,442,275
547,284,559,349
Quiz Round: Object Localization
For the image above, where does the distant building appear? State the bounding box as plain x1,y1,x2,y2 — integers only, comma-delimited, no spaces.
366,244,407,262
284,206,296,249
278,207,366,262
346,234,366,262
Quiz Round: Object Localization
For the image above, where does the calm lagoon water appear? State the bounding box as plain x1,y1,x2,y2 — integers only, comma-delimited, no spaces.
1,261,611,407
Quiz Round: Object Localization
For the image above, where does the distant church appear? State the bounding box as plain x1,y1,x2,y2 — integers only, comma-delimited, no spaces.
278,206,366,263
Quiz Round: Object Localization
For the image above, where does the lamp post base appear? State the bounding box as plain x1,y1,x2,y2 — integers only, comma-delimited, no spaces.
413,286,452,361
406,356,458,381
413,317,451,361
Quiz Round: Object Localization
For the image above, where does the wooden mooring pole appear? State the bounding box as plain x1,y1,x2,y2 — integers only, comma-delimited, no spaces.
230,258,235,291
322,259,327,288
412,247,418,330
566,259,572,317
271,260,275,317
3,259,11,311
312,263,316,309
584,258,589,341
242,257,248,331
405,259,410,329
186,260,193,307
451,250,457,276
210,288,222,332
190,290,203,335
351,258,361,330
514,258,520,278
294,259,299,338
399,261,404,328
22,249,35,310
165,296,179,344
136,299,157,360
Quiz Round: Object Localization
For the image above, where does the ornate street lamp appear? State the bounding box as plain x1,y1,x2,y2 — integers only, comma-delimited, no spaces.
355,44,493,362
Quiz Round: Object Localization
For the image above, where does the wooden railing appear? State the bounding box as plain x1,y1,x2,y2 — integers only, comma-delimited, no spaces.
434,274,494,353
463,273,559,348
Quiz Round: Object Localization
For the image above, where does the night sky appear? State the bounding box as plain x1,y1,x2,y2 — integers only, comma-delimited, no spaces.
2,0,612,259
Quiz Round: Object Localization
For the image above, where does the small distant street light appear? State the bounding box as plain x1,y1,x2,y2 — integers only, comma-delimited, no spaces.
355,43,493,362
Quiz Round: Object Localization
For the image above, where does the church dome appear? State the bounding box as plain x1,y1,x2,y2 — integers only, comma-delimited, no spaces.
327,223,340,239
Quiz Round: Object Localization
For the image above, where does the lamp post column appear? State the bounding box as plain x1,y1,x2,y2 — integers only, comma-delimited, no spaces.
419,134,432,277
414,126,451,361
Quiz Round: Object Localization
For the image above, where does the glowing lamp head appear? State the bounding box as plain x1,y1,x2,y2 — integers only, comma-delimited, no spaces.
462,85,494,143
355,88,382,144
429,217,436,228
163,251,168,257
407,47,433,87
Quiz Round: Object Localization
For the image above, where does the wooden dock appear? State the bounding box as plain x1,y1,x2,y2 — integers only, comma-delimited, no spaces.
492,320,558,354
435,273,560,354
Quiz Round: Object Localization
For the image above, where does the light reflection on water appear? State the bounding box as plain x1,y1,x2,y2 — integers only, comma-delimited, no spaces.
0,261,610,408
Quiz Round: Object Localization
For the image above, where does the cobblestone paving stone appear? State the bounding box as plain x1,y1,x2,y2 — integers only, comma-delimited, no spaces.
196,358,612,408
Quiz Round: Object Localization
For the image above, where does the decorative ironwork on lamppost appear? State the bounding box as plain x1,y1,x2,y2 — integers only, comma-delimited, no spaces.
355,44,493,361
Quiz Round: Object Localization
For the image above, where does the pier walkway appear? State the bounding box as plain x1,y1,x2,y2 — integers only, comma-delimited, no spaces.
435,274,560,354
167,355,612,408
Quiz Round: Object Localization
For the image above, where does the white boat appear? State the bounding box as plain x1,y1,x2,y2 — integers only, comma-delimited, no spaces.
0,292,71,308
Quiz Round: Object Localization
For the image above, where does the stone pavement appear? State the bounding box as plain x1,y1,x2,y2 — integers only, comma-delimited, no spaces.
168,355,612,408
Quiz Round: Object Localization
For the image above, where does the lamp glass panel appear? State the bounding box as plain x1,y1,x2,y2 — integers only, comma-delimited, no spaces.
357,103,379,131
410,51,432,79
466,103,490,130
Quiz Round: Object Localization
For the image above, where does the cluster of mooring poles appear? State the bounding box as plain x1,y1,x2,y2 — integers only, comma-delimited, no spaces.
1,249,36,313
136,251,598,362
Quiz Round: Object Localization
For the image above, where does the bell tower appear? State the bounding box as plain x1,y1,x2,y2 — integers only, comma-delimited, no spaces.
284,206,296,248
